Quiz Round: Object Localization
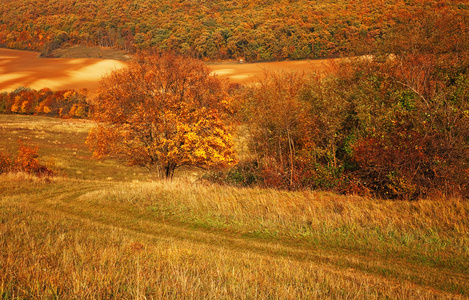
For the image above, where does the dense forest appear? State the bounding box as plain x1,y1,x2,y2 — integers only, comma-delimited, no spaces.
1,0,468,61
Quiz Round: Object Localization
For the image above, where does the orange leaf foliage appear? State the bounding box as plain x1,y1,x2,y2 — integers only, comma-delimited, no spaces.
0,141,54,177
87,52,236,178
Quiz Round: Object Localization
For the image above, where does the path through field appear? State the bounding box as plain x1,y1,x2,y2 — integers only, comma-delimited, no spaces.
1,179,466,299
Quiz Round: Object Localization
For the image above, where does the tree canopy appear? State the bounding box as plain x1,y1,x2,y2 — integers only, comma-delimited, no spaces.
87,52,236,178
236,52,469,198
1,0,467,61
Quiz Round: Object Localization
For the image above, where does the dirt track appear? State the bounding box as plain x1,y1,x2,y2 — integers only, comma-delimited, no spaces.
0,48,334,92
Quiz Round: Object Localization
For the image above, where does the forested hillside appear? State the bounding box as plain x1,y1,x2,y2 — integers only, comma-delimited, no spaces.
1,0,468,61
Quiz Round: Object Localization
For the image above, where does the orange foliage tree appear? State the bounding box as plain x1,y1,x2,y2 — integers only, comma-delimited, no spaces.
243,72,316,189
87,52,236,178
14,141,41,174
0,87,90,118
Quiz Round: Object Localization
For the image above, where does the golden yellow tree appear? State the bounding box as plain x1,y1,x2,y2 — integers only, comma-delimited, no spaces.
87,52,236,178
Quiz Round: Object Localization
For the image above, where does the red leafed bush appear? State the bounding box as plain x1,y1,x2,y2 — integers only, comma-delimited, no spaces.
2,141,55,177
351,117,469,199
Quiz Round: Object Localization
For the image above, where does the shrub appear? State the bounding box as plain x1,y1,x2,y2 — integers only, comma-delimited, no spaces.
5,141,55,177
14,141,41,174
0,151,11,174
226,160,261,187
238,52,469,199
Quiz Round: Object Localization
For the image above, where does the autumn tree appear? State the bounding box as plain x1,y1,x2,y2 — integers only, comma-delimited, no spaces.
237,54,469,198
87,52,236,178
243,72,316,189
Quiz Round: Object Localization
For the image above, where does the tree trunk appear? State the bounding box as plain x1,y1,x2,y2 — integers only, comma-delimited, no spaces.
164,162,176,179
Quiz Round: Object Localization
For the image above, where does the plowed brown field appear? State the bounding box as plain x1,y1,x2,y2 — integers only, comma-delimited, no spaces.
0,48,126,92
209,59,334,85
0,48,334,92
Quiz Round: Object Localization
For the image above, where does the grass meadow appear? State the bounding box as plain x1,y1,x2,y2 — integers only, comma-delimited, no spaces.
0,114,468,299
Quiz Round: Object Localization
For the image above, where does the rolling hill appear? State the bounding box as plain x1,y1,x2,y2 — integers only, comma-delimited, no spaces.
1,0,468,61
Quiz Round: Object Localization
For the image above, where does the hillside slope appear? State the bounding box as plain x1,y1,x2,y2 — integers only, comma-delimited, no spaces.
1,173,468,298
1,0,468,61
0,114,468,298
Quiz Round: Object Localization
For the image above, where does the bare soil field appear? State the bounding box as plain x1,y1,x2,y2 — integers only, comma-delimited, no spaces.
0,48,127,93
0,48,334,92
209,59,334,85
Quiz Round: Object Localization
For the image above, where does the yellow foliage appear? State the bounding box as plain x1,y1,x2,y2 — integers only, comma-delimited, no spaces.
69,104,77,116
62,90,76,100
10,104,19,113
87,53,237,178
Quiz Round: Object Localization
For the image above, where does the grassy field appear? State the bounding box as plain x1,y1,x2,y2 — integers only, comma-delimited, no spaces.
1,114,468,299
50,45,132,61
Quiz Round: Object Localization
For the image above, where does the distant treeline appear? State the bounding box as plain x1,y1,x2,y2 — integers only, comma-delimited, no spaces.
0,0,468,61
0,87,90,118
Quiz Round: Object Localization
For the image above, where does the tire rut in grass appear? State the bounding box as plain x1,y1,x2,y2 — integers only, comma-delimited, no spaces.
18,185,469,298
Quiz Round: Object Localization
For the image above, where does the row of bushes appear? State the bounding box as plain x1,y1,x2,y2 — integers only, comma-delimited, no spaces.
0,87,90,118
216,52,469,199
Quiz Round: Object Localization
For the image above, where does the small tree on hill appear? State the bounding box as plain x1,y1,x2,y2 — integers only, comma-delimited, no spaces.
87,52,236,178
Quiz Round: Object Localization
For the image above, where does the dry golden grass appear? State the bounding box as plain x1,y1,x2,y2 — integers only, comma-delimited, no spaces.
1,175,468,299
1,114,468,299
50,45,132,61
0,114,149,181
